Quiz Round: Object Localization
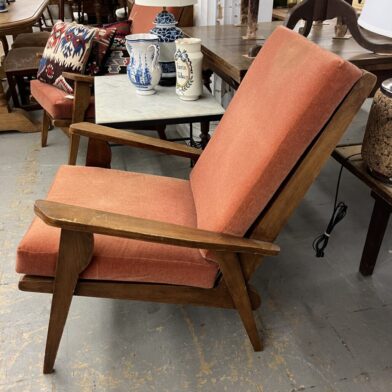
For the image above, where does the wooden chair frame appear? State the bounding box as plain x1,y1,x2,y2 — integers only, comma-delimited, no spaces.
18,71,376,374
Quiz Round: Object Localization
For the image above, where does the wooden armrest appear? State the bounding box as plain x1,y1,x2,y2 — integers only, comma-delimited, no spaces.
70,122,202,160
62,72,94,84
35,200,280,257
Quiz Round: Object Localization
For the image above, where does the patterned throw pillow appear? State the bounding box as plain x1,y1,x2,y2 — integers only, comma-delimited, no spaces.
85,27,116,76
37,21,98,93
102,20,132,74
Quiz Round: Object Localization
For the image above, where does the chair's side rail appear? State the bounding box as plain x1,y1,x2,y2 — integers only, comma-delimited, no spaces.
34,200,280,257
62,72,94,84
69,122,202,160
241,71,376,279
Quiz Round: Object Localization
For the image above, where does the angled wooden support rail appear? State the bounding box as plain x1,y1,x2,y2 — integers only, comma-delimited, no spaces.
68,122,203,165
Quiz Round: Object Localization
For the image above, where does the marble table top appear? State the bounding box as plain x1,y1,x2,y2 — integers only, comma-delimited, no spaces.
94,74,225,127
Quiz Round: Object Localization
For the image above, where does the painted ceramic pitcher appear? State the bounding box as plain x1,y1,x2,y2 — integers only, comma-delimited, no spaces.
125,34,161,95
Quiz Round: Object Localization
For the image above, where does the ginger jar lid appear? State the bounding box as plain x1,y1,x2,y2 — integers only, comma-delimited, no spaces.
154,11,177,27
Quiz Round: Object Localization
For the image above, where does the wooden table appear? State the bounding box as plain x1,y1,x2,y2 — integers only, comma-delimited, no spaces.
272,7,289,21
333,144,392,276
0,0,48,133
183,21,392,91
94,74,225,148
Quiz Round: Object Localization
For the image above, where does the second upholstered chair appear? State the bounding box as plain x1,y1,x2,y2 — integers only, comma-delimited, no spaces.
16,27,375,374
30,4,193,152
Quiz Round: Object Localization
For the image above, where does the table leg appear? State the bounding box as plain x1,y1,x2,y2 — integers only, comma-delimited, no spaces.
202,69,213,92
156,125,167,140
359,192,391,276
1,36,9,56
200,121,210,149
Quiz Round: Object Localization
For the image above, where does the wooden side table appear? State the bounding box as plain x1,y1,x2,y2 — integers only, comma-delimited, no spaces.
94,74,225,149
0,0,49,133
332,144,392,276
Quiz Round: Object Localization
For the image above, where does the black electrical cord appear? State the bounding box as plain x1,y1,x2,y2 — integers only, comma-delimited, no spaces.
312,153,361,258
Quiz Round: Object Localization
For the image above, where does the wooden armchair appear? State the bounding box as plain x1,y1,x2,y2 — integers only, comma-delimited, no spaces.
16,27,375,374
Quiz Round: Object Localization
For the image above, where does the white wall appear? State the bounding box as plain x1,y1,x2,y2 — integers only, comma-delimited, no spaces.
194,0,217,26
195,0,273,26
259,0,273,22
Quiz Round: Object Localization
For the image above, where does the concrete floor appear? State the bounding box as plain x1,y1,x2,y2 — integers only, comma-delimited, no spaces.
0,104,392,392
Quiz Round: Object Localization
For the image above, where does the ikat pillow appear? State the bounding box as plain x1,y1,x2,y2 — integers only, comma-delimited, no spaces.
85,27,117,76
37,21,98,93
102,20,132,74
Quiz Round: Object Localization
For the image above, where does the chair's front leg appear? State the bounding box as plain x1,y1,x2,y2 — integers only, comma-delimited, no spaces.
217,252,263,352
68,132,81,165
43,229,94,374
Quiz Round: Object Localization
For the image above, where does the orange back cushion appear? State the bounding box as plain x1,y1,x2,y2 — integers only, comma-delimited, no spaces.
130,5,184,34
190,26,362,237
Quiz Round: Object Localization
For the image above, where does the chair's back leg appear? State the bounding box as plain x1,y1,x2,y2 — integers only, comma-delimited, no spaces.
218,252,263,351
41,111,51,148
43,230,93,374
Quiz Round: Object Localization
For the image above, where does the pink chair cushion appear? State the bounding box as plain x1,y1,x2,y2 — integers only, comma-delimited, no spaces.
190,26,362,241
129,5,184,33
31,79,95,120
16,166,219,289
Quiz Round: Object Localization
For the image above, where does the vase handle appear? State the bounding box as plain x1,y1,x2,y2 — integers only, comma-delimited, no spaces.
148,44,160,68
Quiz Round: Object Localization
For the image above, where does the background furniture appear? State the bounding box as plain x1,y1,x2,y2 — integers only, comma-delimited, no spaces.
31,73,95,149
93,74,224,154
4,47,43,110
183,21,392,92
362,78,392,184
285,0,392,53
16,27,374,373
272,7,288,20
333,144,392,276
33,2,194,162
242,0,260,39
0,0,49,132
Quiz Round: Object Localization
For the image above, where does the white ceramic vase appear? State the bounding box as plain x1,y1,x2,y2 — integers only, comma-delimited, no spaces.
125,34,162,96
175,38,203,101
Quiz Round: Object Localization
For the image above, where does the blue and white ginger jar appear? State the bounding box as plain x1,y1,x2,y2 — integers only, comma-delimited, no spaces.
151,11,183,79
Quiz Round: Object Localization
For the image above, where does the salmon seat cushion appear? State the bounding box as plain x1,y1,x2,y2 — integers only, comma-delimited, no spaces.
16,166,219,289
31,79,95,120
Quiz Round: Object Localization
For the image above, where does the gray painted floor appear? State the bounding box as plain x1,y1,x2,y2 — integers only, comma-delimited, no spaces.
0,103,391,392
